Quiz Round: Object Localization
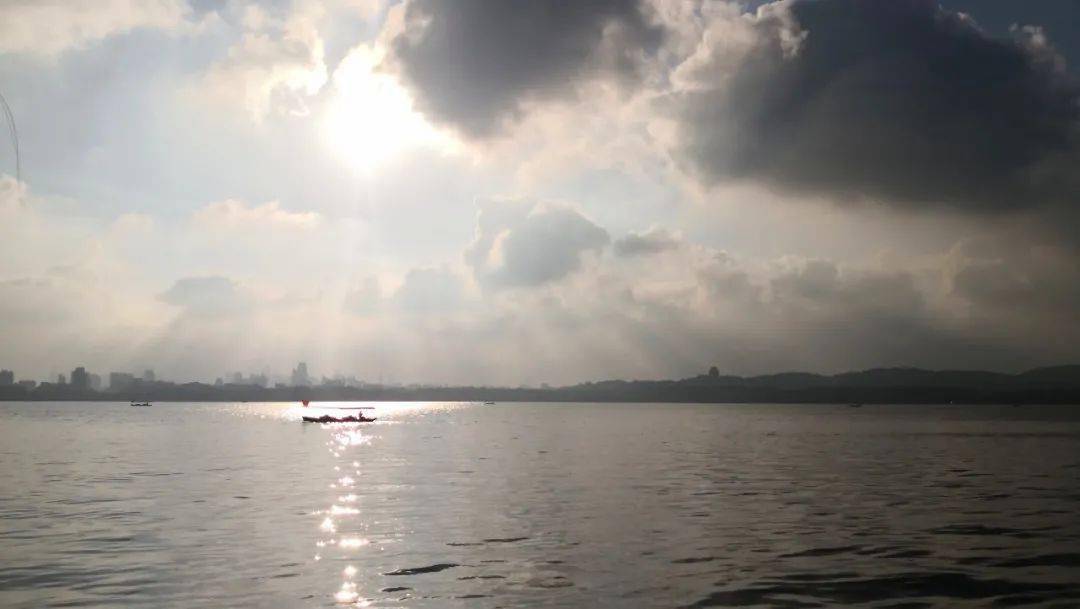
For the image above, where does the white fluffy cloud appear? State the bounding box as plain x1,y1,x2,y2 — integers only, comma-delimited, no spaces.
202,3,329,121
0,0,193,57
193,199,321,231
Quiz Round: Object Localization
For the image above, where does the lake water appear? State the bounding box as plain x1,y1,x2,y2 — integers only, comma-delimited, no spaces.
2,402,1079,608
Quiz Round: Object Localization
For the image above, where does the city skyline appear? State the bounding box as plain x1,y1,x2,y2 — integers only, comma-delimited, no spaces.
0,360,429,390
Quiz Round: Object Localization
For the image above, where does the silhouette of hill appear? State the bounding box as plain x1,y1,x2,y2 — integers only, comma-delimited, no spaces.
2,365,1078,404
1017,365,1080,385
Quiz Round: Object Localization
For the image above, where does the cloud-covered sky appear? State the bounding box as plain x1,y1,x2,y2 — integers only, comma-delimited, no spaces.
1,0,1078,385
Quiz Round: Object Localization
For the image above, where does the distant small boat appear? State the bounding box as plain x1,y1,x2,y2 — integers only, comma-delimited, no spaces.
484,401,495,405
130,401,151,407
302,414,376,423
848,402,863,408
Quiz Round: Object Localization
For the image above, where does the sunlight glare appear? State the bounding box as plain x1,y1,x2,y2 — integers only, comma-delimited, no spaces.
322,47,455,171
335,582,359,603
339,537,370,549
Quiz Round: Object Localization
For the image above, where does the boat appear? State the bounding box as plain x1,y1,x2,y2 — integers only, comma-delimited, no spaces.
130,401,152,407
848,402,863,408
302,414,376,423
299,400,375,423
484,401,495,405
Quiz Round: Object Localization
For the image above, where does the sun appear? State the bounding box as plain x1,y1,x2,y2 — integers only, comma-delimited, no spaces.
321,47,453,172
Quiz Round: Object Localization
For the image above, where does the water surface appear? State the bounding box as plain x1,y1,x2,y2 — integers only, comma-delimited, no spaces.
2,402,1079,607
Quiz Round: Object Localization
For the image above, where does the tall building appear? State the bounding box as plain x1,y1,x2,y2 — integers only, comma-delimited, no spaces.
143,369,155,382
70,367,89,390
89,373,103,391
0,369,13,386
57,373,67,385
291,362,311,387
109,372,136,392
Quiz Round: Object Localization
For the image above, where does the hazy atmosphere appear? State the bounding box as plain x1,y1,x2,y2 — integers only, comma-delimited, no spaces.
5,4,1080,608
3,0,1079,385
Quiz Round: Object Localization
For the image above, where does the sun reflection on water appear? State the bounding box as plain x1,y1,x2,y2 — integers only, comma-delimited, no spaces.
305,403,463,605
315,415,379,605
334,581,359,604
339,537,370,549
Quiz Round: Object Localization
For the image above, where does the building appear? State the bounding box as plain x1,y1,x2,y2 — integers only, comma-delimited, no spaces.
89,374,103,391
0,369,13,386
291,362,311,387
17,379,36,389
109,372,136,392
71,367,89,390
57,373,67,385
143,369,155,382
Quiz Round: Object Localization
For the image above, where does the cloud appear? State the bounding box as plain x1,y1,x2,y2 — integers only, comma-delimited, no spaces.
0,277,75,324
0,0,192,57
4,2,1080,385
768,258,925,321
3,181,1079,383
0,266,162,380
202,3,329,121
694,251,760,306
391,267,465,313
466,198,610,288
344,276,382,315
193,199,321,231
159,276,250,316
614,226,682,257
386,0,663,137
0,177,29,221
946,237,1080,319
667,0,1080,214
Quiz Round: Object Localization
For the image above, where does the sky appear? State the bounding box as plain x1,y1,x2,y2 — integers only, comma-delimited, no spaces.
1,0,1078,385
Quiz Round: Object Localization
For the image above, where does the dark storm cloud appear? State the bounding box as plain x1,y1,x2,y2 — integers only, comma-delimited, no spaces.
388,0,662,137
673,0,1080,214
940,0,1080,71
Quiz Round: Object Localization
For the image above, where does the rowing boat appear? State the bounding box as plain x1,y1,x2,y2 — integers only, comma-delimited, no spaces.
301,414,376,423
